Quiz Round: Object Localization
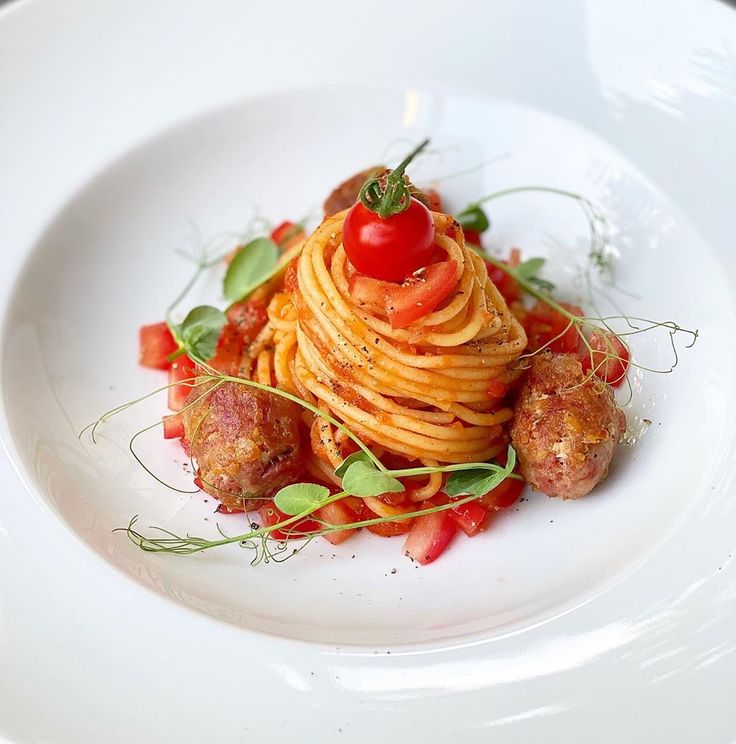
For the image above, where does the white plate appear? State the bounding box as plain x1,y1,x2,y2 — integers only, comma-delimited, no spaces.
1,0,735,741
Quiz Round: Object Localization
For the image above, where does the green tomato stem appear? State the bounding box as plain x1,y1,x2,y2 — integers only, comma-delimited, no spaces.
359,138,430,219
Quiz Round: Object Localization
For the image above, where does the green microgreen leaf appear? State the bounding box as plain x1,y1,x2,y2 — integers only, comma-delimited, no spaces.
274,482,331,516
341,460,404,497
456,204,490,233
513,257,545,280
334,451,372,479
445,447,516,497
173,305,227,363
223,237,279,302
512,257,556,292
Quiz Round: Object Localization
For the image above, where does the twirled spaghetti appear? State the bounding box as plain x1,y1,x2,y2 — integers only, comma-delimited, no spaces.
248,209,527,498
131,147,641,565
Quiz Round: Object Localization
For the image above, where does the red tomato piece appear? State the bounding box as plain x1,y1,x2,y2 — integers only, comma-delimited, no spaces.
271,221,306,250
486,262,521,304
369,520,413,537
385,261,458,329
374,491,407,506
338,437,360,459
216,502,245,514
259,504,321,540
162,413,184,440
432,493,488,537
350,261,458,329
404,511,457,564
582,331,630,387
348,273,393,307
447,500,487,537
463,229,482,246
480,477,525,511
208,322,246,375
139,322,178,370
524,301,583,353
316,500,359,545
226,299,268,344
352,500,412,537
283,256,300,293
342,198,436,281
168,356,196,411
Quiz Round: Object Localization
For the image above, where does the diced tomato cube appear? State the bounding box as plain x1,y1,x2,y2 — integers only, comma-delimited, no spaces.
369,520,413,537
139,322,178,370
463,229,482,246
316,500,359,545
168,356,196,411
352,500,412,537
270,221,306,250
433,493,488,536
581,331,630,387
404,511,457,564
258,504,321,540
524,301,583,353
216,502,245,514
226,299,268,344
208,322,246,375
446,499,488,536
162,413,184,440
480,477,525,511
338,438,360,460
486,262,521,304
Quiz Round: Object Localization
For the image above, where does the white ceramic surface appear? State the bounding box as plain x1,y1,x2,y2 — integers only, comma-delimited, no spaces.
1,1,735,742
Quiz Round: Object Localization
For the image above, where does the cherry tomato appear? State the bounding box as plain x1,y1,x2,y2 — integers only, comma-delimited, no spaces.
581,331,630,387
342,198,435,281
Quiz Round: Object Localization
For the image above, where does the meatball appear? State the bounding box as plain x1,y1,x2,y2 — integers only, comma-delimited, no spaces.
510,352,626,499
182,382,304,511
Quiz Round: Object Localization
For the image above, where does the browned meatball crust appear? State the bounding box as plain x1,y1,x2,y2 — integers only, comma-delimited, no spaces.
510,352,626,499
182,382,304,510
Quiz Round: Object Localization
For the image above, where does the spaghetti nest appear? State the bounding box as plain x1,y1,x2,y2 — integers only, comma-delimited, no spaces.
249,210,527,498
